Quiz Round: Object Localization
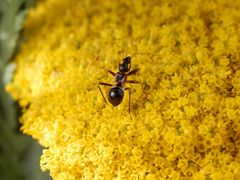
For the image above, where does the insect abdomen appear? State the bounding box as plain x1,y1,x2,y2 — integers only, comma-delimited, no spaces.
108,86,124,106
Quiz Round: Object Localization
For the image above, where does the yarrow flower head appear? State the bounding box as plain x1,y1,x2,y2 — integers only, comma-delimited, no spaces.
6,0,240,179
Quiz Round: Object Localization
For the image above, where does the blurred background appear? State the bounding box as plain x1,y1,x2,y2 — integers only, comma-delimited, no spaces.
0,0,51,179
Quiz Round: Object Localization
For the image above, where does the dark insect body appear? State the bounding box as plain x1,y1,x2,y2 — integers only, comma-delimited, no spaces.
98,56,141,113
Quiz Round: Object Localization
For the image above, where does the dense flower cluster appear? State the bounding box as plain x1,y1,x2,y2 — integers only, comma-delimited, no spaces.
7,0,240,179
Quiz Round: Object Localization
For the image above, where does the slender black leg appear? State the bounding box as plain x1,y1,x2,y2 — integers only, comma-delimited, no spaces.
98,82,113,103
125,87,131,114
127,68,140,76
126,80,144,92
126,80,141,84
105,69,115,76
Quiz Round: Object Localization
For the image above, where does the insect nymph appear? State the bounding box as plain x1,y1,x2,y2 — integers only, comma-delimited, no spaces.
98,56,141,113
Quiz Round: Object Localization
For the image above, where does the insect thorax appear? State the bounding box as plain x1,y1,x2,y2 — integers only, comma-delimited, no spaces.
114,72,126,84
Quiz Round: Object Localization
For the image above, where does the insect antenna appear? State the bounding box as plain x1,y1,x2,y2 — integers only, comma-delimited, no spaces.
113,39,128,57
113,39,158,61
131,52,153,59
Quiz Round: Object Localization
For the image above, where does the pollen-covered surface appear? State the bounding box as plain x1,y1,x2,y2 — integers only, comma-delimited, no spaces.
6,0,240,179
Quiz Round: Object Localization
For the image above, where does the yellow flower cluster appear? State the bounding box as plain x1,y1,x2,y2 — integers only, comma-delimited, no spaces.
6,0,240,179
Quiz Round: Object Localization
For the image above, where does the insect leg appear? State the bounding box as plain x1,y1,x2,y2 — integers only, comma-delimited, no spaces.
105,69,115,76
126,80,144,93
98,82,113,103
127,68,140,76
126,80,141,84
125,87,131,114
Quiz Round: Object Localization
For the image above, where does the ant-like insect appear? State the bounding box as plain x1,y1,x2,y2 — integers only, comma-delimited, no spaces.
98,54,142,113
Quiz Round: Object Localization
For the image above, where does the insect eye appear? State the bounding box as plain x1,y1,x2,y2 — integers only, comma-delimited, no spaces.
123,56,131,64
126,56,131,63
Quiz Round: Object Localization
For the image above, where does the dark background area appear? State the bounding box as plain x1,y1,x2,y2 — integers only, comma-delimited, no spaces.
0,0,51,179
